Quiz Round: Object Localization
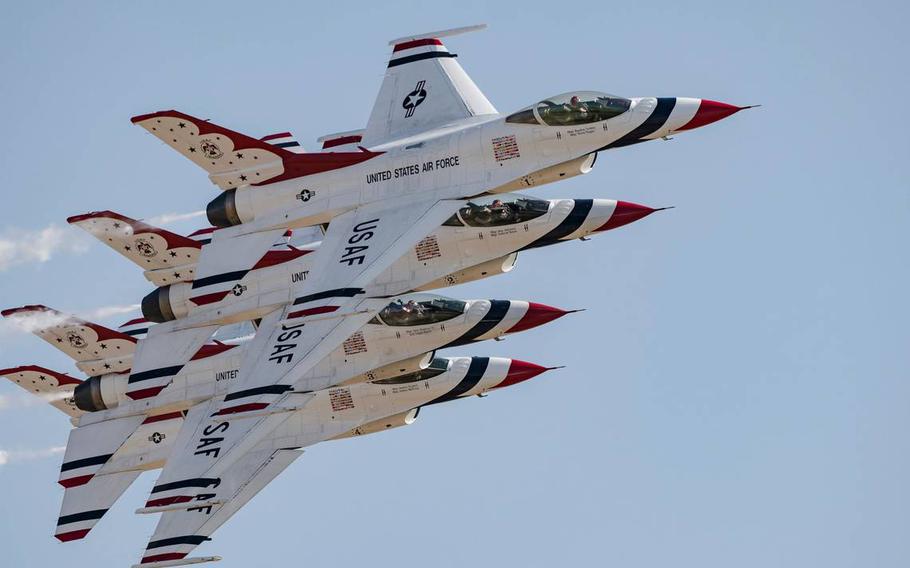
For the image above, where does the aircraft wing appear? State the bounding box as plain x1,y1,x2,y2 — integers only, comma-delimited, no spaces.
361,24,496,146
139,198,461,527
134,446,303,567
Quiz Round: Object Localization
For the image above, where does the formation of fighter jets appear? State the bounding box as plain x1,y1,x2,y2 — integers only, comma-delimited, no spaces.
1,25,750,566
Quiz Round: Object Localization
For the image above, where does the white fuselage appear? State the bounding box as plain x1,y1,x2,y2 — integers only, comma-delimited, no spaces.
170,195,618,329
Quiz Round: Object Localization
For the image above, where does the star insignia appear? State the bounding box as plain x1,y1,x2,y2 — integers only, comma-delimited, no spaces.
113,222,120,228
189,147,196,153
178,122,186,128
56,338,63,343
239,174,247,181
170,251,177,257
124,245,131,251
103,363,111,369
236,153,244,159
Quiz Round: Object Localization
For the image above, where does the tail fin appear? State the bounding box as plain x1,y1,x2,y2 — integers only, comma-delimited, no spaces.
131,110,381,190
67,211,203,286
1,305,136,375
362,25,496,146
0,365,83,418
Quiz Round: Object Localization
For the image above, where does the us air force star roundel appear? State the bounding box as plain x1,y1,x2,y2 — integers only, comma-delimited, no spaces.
402,80,427,118
296,189,315,202
231,283,247,297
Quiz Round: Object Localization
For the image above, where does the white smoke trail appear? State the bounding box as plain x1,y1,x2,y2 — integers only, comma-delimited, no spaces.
81,304,141,320
0,303,141,337
0,390,74,411
0,224,90,272
147,210,206,225
0,210,205,272
0,445,65,466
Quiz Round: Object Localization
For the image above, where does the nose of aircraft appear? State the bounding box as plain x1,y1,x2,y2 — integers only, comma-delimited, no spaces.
507,302,572,333
494,359,555,389
674,99,754,132
593,201,665,233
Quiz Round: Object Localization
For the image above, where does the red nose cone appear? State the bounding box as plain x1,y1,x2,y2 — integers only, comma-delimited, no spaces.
676,99,743,131
495,359,551,389
507,302,569,333
595,201,658,232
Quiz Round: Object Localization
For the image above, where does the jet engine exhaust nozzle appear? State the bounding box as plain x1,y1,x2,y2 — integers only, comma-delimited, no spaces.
206,188,242,228
141,286,176,323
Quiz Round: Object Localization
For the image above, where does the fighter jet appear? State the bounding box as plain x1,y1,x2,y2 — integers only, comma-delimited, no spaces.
126,26,748,364
4,24,748,566
1,294,568,544
69,195,660,327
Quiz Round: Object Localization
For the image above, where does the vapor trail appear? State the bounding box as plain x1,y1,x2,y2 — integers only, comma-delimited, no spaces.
0,445,65,466
147,210,206,225
0,224,90,271
0,210,205,272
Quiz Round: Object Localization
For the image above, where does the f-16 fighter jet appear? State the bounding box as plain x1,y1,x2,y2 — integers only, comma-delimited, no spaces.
62,195,662,564
28,24,747,565
1,295,568,546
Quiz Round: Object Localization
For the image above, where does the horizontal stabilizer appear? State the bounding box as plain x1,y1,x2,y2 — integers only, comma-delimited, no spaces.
55,470,141,542
58,415,145,488
1,305,136,374
0,365,82,418
131,110,381,190
68,211,203,286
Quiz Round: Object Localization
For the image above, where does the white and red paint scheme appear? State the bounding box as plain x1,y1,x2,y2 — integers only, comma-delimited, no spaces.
1,24,750,567
1,296,567,544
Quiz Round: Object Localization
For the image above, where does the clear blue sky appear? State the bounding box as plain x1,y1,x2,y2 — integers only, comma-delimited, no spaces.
1,1,907,566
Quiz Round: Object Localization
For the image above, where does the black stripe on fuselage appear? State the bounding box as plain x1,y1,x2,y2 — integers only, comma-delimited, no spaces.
57,509,107,526
424,357,490,405
388,51,457,68
128,365,184,384
151,478,220,494
520,199,594,250
293,288,364,305
223,384,293,402
146,535,211,549
599,97,677,150
60,453,113,472
443,300,511,348
191,270,250,289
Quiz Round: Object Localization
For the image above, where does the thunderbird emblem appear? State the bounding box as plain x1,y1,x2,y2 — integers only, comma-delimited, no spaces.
199,139,224,159
134,237,157,257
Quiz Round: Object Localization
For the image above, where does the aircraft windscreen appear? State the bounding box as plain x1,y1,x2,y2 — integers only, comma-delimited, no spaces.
536,92,631,126
377,298,467,327
456,198,550,228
